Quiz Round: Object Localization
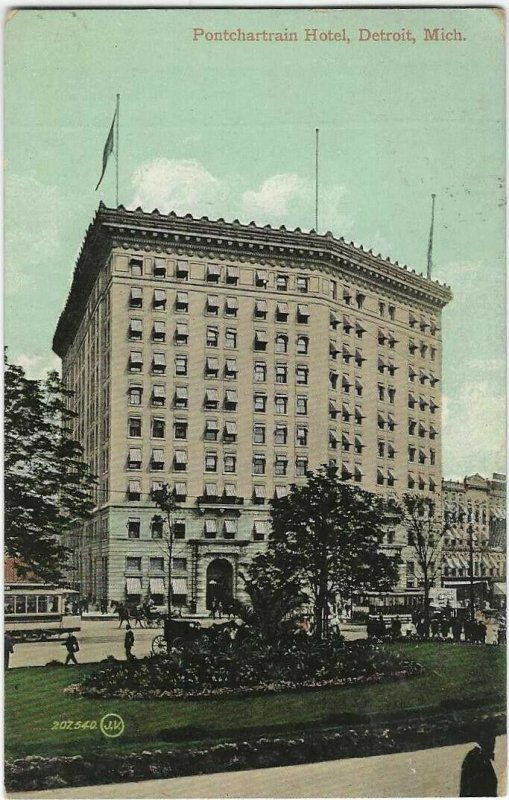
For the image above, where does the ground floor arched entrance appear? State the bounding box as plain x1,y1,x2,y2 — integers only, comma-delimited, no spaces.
206,558,234,611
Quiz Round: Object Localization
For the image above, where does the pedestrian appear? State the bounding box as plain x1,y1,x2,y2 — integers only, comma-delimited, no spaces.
390,616,402,640
460,729,498,796
4,632,14,670
132,606,145,628
479,621,487,645
62,632,80,665
430,617,440,638
497,620,506,645
366,615,376,639
440,617,450,639
118,603,129,629
452,617,463,643
377,613,386,639
124,623,135,660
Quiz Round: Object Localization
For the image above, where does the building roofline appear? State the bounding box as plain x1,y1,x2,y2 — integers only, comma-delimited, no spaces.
53,203,453,358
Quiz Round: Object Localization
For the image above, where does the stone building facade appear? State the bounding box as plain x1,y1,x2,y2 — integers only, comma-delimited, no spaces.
442,473,506,607
53,204,452,612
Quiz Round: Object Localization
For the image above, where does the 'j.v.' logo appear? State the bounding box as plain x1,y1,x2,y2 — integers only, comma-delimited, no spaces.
99,713,125,738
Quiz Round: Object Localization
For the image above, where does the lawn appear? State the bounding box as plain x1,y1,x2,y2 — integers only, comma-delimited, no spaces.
5,643,505,761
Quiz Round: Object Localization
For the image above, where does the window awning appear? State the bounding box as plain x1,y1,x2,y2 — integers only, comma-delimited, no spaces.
154,289,166,302
329,311,338,325
329,400,337,413
152,449,164,462
174,451,187,464
226,297,238,309
177,260,189,273
207,264,221,276
224,484,236,497
130,287,142,299
342,404,351,416
153,353,166,366
176,291,188,303
205,389,219,401
150,578,165,595
130,319,142,331
171,578,187,594
226,266,239,278
297,304,309,316
206,419,219,431
153,385,166,397
255,330,268,343
206,357,219,370
175,387,188,399
207,294,219,306
225,421,237,435
255,300,267,313
205,519,218,533
277,302,289,314
126,578,142,595
153,320,165,333
205,483,218,496
176,323,188,335
256,270,267,282
225,359,237,371
254,485,265,498
225,390,237,402
128,480,141,493
224,519,236,534
129,448,142,461
355,322,366,334
275,486,287,499
130,351,143,363
254,520,269,534
493,582,506,596
174,482,187,495
342,434,351,446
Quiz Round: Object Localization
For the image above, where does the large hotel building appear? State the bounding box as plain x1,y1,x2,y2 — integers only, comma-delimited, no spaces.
53,204,452,612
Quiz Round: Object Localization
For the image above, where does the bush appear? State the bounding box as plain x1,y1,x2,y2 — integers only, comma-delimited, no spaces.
74,638,422,700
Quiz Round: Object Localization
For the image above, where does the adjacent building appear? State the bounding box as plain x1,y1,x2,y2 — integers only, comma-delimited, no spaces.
53,204,452,612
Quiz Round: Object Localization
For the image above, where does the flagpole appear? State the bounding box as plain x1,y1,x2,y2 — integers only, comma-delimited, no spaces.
315,128,319,232
115,94,120,207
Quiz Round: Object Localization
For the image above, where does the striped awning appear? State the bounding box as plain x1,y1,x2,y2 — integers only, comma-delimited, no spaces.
171,578,188,595
149,578,165,595
126,578,142,595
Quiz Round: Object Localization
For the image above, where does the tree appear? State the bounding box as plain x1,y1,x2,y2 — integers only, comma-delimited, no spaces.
268,464,401,638
234,554,307,643
4,359,96,583
398,494,448,632
150,483,178,616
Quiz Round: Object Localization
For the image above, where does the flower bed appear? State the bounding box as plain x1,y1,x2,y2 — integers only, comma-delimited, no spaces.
73,639,423,700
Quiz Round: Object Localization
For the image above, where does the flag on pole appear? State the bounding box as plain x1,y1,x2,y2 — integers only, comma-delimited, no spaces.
95,110,116,191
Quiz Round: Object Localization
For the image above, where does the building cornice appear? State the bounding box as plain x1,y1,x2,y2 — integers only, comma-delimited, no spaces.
53,203,453,358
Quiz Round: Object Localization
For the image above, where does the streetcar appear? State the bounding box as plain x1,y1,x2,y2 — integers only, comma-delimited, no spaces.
4,582,80,642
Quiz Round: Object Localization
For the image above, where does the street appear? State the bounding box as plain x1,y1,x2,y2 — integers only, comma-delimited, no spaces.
9,736,507,798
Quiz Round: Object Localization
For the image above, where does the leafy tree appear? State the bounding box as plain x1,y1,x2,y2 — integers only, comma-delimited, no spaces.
398,494,448,632
234,554,307,643
150,483,178,616
268,464,401,638
5,359,96,582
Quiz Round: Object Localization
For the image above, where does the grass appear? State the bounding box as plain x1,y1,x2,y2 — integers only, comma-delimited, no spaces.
5,643,505,761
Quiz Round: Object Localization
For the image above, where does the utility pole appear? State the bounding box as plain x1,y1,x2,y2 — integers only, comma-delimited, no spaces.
467,523,476,622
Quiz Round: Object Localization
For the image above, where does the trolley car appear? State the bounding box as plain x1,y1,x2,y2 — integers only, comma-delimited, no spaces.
4,583,80,642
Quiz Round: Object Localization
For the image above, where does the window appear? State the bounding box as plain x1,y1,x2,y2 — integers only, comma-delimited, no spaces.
388,305,396,321
204,482,217,498
204,388,219,409
223,519,237,540
253,361,267,382
224,453,237,473
128,385,143,406
355,379,363,397
275,455,288,475
153,289,166,310
151,449,165,470
253,423,265,444
204,418,219,441
225,328,237,349
254,393,267,412
409,339,417,354
408,473,415,490
130,257,143,276
152,417,165,438
175,323,188,345
205,452,218,472
430,449,436,466
343,346,352,365
343,316,353,334
224,389,237,410
274,424,287,445
253,485,265,504
225,359,237,379
254,519,268,541
174,482,187,500
127,518,140,539
276,274,288,291
297,304,309,323
330,311,339,330
174,386,188,409
174,519,186,539
254,299,268,319
206,294,219,314
330,279,337,300
343,287,352,305
296,457,308,477
275,363,288,384
153,258,166,278
296,395,308,415
128,350,143,373
379,301,385,317
294,335,308,355
355,292,365,310
175,355,188,376
174,450,187,471
207,263,221,283
377,469,385,486
126,556,142,572
127,480,141,501
296,365,308,385
408,393,416,409
152,320,166,342
378,329,387,346
297,276,309,293
276,302,289,322
342,375,351,394
408,446,416,463
296,425,308,446
388,444,396,459
128,416,142,437
253,454,266,474
224,420,237,443
129,287,143,308
255,269,268,288
205,356,219,378
378,384,385,401
275,333,288,353
129,319,143,341
204,519,218,538
176,291,188,312
388,387,396,404
329,430,338,450
176,260,189,280
174,419,188,440
226,266,239,285
225,297,238,317
254,330,268,351
275,395,288,414
355,350,365,368
409,312,417,329
151,385,166,407
128,447,142,470
378,440,385,457
329,371,338,390
149,557,164,572
151,518,163,539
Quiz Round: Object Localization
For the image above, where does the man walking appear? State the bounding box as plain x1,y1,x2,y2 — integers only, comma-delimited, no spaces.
4,632,14,670
63,632,80,665
124,623,135,660
460,729,498,796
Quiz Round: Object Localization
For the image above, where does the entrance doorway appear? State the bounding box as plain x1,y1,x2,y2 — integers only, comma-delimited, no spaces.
206,558,234,611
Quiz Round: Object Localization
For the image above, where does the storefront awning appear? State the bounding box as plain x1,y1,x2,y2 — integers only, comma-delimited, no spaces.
149,578,165,595
493,582,507,596
126,578,142,595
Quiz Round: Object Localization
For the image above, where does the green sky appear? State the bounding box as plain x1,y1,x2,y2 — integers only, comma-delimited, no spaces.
5,7,506,478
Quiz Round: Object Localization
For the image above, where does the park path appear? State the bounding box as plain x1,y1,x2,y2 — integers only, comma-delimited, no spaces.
9,736,507,799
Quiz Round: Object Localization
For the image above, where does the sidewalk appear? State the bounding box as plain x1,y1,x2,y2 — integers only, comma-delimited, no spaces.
8,736,507,798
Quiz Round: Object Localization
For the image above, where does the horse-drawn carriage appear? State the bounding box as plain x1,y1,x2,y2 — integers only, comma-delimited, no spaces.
151,617,203,655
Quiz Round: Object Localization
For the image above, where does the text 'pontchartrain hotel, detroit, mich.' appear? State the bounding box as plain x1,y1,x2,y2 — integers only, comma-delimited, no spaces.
52,204,452,613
